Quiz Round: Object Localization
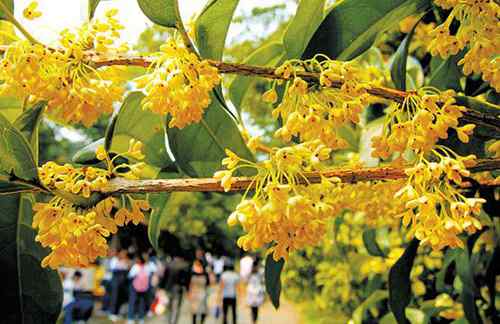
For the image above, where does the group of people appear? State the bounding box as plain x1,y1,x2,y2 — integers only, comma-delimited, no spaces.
61,249,266,324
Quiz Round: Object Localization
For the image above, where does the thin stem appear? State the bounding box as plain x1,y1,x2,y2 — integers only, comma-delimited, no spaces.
0,2,40,44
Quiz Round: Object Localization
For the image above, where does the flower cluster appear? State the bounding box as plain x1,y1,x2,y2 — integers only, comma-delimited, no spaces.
0,9,127,126
429,0,500,91
371,89,472,162
214,140,338,260
33,140,149,269
33,195,149,269
399,16,436,55
267,58,382,149
396,151,485,250
136,39,221,128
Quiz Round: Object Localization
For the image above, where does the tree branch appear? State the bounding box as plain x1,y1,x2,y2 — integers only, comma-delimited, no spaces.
0,46,498,130
90,55,500,131
100,159,500,194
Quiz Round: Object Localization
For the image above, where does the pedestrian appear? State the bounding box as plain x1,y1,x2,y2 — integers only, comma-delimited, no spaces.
246,263,265,324
109,250,131,322
219,262,240,324
213,255,224,283
188,259,209,324
127,255,154,324
161,255,191,324
62,270,83,324
239,254,254,283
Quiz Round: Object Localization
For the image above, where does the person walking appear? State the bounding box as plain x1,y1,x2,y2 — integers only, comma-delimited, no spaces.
219,262,240,324
161,255,191,324
127,255,153,324
109,250,131,322
246,263,265,324
188,259,210,324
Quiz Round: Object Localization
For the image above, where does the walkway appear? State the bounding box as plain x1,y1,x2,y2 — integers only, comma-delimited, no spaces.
89,290,300,324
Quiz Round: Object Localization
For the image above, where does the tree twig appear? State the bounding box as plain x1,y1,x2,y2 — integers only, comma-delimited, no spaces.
99,159,500,194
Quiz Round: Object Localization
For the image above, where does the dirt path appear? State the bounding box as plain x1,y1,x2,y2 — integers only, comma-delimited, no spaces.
89,288,301,324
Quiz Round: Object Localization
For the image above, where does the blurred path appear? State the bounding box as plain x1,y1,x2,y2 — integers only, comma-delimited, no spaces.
89,289,300,324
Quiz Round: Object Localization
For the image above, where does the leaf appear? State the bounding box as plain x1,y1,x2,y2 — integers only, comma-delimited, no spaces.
0,0,13,20
0,180,32,194
363,229,386,257
456,249,482,324
229,42,285,110
148,193,171,251
72,138,105,165
167,96,254,177
13,101,46,164
147,169,179,251
428,54,464,92
455,96,500,116
484,245,498,318
352,290,388,324
303,0,431,60
0,113,38,182
137,0,180,28
88,0,101,20
0,96,23,122
390,15,422,91
104,112,118,152
0,194,62,323
194,0,239,60
283,0,325,59
435,248,460,292
265,254,285,309
388,238,420,324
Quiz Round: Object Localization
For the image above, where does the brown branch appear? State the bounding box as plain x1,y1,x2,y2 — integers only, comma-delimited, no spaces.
1,45,498,129
91,56,500,130
100,159,500,194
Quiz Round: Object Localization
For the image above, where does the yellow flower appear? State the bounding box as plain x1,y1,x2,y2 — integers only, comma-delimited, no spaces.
137,39,221,128
23,1,42,20
213,170,235,192
262,88,278,103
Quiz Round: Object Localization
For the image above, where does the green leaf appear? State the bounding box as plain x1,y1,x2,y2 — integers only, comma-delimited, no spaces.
0,96,23,122
428,54,464,92
455,96,500,116
148,193,171,251
283,0,325,59
137,0,180,28
389,238,420,324
390,15,422,91
303,0,431,60
88,0,101,20
148,169,179,251
113,92,172,168
194,0,239,60
352,290,388,324
167,97,254,177
74,93,170,166
435,248,460,292
485,245,498,318
229,42,285,110
0,0,13,20
362,229,386,257
13,101,46,164
0,113,38,182
72,138,105,165
0,180,32,194
456,249,482,324
0,194,62,323
104,112,118,152
265,254,285,309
